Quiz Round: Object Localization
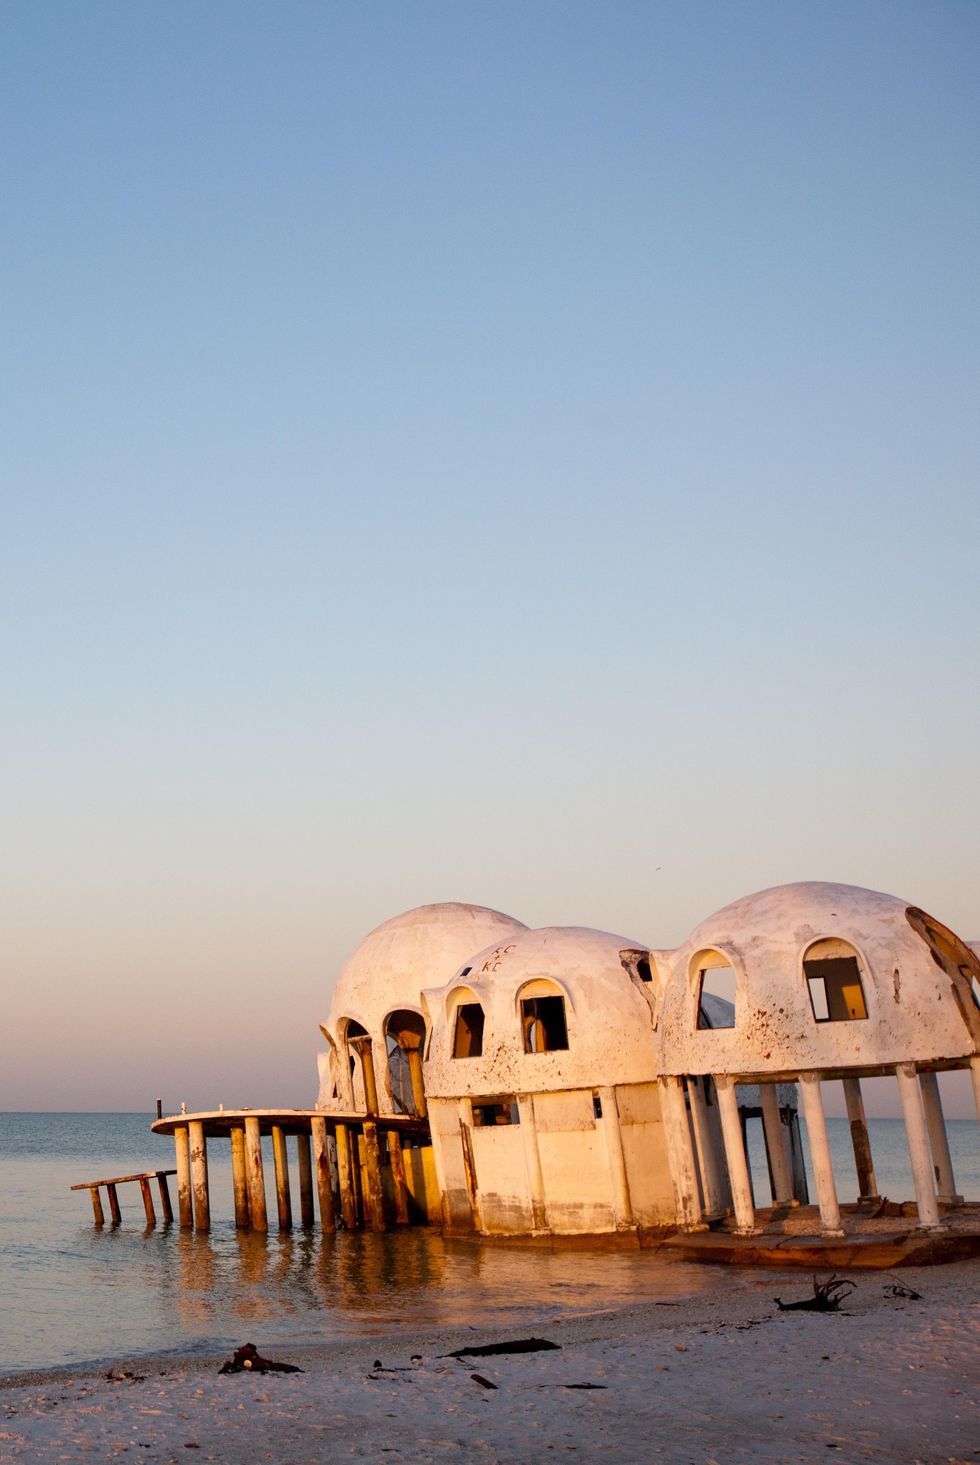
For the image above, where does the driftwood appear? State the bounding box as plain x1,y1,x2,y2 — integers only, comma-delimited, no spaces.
470,1373,498,1389
218,1343,303,1375
775,1275,856,1312
886,1282,923,1300
443,1337,560,1359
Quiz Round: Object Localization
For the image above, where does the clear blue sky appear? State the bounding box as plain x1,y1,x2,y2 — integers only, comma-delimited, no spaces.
1,2,978,1117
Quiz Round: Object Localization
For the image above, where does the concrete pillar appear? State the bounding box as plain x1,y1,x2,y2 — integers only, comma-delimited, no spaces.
408,1049,427,1118
296,1132,315,1228
971,1056,980,1130
759,1084,794,1206
597,1087,633,1229
799,1073,843,1237
896,1064,943,1231
271,1125,292,1231
230,1127,250,1229
918,1072,962,1205
244,1116,268,1233
362,1121,386,1231
660,1078,704,1229
352,1039,380,1115
310,1117,336,1232
842,1077,879,1202
387,1130,411,1225
188,1120,210,1232
517,1094,547,1231
174,1125,193,1229
335,1122,358,1229
714,1076,758,1235
687,1077,727,1218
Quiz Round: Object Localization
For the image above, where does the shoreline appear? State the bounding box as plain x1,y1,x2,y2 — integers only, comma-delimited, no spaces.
2,1260,977,1462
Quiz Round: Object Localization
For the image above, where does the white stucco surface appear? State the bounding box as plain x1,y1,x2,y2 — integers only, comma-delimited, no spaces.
655,881,979,1080
423,925,660,1097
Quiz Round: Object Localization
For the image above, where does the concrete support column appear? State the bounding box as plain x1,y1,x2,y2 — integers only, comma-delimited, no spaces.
335,1123,358,1229
842,1077,879,1202
362,1121,386,1232
660,1078,704,1229
971,1056,980,1131
310,1117,336,1233
517,1094,547,1231
174,1125,193,1229
597,1087,633,1229
918,1072,962,1205
230,1127,251,1229
352,1039,380,1115
687,1077,727,1218
759,1084,795,1206
714,1076,758,1235
244,1116,268,1233
296,1132,315,1228
188,1120,210,1232
404,1041,427,1119
271,1125,292,1231
896,1064,943,1231
386,1130,411,1225
799,1073,843,1237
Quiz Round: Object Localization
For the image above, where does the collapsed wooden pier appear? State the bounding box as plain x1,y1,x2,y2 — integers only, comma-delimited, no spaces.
148,1109,436,1233
71,1169,177,1227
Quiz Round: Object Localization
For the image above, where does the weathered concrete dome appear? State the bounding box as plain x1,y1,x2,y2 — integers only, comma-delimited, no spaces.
654,881,980,1080
423,925,659,1098
319,902,528,1111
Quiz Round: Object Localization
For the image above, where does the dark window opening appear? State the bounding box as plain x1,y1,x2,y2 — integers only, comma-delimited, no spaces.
697,966,736,1029
521,995,568,1053
805,956,868,1022
472,1099,519,1127
592,1093,603,1119
459,966,472,978
637,957,653,983
452,1003,485,1058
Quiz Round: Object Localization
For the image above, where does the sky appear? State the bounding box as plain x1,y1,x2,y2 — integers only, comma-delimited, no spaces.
1,2,978,1121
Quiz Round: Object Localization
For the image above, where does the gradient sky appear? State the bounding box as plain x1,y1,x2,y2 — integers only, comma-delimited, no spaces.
1,2,978,1120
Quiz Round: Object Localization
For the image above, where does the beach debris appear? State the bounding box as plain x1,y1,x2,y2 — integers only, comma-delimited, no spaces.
443,1337,560,1359
886,1282,923,1300
104,1368,146,1384
218,1343,303,1375
775,1275,855,1312
470,1374,498,1389
537,1382,608,1390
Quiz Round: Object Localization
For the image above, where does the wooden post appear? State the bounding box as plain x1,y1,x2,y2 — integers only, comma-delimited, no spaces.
106,1183,122,1226
156,1172,174,1224
271,1124,292,1231
230,1127,251,1229
174,1125,193,1229
297,1132,315,1228
335,1122,358,1229
138,1177,156,1226
244,1116,268,1232
362,1121,386,1231
405,1040,427,1118
387,1129,411,1225
310,1116,336,1233
90,1186,105,1226
189,1120,210,1232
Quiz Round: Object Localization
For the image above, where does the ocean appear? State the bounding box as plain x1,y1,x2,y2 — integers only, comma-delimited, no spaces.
1,1112,977,1378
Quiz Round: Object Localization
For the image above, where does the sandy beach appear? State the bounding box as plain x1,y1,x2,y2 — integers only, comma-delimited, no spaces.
1,1261,976,1464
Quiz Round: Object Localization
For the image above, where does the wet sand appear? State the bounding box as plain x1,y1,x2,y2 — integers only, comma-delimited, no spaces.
1,1261,977,1463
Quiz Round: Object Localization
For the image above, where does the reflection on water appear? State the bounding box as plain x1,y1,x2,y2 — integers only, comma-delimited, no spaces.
2,1113,977,1376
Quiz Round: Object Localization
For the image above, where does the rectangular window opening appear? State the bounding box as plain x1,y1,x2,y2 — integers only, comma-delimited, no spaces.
805,957,868,1022
521,995,569,1053
452,1003,485,1058
472,1098,519,1127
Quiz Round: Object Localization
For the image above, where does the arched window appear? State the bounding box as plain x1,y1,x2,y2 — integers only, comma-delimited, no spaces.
518,979,569,1053
383,1010,427,1116
803,938,868,1022
452,1002,485,1058
694,950,737,1029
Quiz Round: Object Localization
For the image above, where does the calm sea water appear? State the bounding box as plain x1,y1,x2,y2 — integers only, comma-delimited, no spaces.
0,1112,977,1377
